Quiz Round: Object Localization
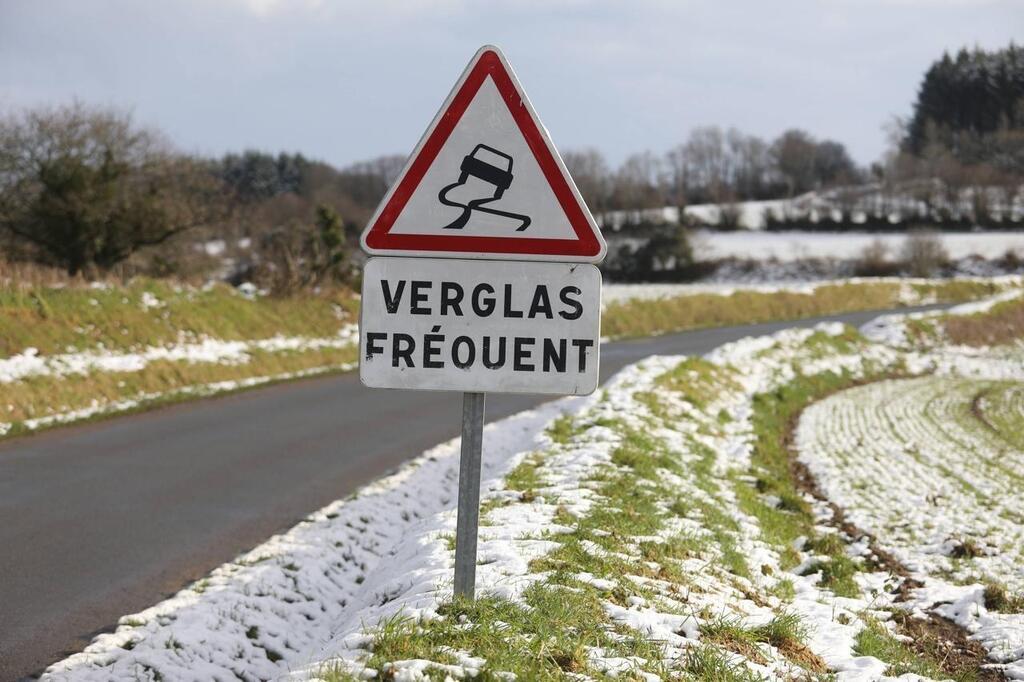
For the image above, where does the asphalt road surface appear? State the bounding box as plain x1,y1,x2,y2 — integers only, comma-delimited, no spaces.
0,306,942,680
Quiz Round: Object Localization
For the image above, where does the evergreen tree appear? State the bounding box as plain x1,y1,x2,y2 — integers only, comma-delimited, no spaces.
906,44,1024,158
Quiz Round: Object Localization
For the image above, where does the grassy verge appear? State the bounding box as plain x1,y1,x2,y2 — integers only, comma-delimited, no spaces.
602,279,1007,339
735,367,867,594
0,278,357,357
945,295,1024,346
322,354,845,679
0,279,359,437
0,346,357,437
307,321,1016,680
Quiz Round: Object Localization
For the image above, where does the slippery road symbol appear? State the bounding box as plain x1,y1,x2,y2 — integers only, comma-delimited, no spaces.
437,144,532,231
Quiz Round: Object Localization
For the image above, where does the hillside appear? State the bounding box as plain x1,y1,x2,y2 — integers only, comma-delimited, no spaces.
42,288,1024,681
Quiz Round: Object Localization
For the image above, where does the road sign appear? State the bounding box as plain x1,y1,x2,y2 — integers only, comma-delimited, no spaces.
359,45,606,600
360,257,601,395
360,45,606,263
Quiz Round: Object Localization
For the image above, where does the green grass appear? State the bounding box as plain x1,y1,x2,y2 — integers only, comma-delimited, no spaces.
545,413,578,445
398,379,787,678
679,644,766,682
324,340,936,678
504,454,546,503
699,612,823,672
358,585,670,680
654,357,741,411
0,345,356,427
733,369,870,596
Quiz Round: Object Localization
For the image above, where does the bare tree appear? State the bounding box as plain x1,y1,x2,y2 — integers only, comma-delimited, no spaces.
683,126,730,202
0,102,225,276
612,152,664,210
728,128,773,199
664,143,690,208
562,148,612,213
771,129,818,196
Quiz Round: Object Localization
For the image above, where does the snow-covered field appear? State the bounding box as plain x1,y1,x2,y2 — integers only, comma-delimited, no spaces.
799,376,1024,588
700,230,1024,262
42,288,1024,680
798,376,1024,668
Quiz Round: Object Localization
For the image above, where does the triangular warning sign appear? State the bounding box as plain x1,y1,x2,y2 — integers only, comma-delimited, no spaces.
361,45,606,263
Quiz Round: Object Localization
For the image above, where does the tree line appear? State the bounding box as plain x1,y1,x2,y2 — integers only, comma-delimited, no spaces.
880,43,1024,228
0,43,1021,287
564,127,859,213
0,102,401,289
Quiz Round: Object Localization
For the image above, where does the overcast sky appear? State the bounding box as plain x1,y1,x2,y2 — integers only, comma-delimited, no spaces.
1,0,1019,169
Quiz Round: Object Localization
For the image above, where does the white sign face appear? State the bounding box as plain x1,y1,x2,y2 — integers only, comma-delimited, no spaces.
388,78,575,241
359,257,601,395
361,45,606,263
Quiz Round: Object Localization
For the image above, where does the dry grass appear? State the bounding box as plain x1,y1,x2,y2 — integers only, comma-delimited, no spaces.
0,345,357,429
945,297,1024,346
0,278,357,357
0,273,359,435
602,280,1002,340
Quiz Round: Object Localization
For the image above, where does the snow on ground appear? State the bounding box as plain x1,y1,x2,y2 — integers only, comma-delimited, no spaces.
42,290,1024,680
699,230,1024,262
0,325,359,437
0,325,359,385
797,376,1024,677
302,317,1024,680
42,396,591,681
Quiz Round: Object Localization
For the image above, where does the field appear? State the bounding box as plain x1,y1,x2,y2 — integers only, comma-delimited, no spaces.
41,288,1024,680
2,276,1016,439
699,231,1024,262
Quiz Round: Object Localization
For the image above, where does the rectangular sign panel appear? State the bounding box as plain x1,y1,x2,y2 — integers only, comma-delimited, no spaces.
359,257,601,395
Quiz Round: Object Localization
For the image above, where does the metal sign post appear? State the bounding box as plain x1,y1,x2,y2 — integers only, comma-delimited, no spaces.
453,392,485,598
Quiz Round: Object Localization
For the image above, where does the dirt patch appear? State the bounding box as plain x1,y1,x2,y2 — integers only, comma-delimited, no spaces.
971,388,1002,436
776,639,828,674
892,611,1005,682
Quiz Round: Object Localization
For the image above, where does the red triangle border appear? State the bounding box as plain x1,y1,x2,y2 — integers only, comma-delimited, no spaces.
362,48,604,260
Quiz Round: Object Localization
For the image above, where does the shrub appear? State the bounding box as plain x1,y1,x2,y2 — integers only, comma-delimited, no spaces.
854,238,901,277
901,229,948,277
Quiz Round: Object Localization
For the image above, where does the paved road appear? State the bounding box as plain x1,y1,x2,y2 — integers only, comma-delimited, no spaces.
0,306,940,680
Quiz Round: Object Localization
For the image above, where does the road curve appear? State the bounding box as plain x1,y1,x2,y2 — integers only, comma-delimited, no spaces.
0,306,938,680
